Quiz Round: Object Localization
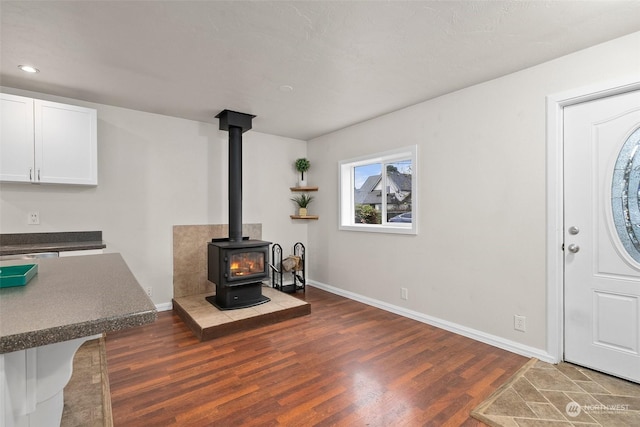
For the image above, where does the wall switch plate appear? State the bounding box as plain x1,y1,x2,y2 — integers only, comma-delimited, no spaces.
401,287,408,300
146,287,153,297
514,315,526,332
28,211,40,225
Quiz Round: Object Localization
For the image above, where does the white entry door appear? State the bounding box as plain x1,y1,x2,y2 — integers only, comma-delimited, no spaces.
564,89,640,383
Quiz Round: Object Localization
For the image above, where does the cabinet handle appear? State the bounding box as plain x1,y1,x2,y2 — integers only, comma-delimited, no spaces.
29,167,33,181
37,169,40,181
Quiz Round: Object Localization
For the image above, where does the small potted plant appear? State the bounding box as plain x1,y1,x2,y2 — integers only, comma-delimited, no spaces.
295,158,310,187
291,193,314,217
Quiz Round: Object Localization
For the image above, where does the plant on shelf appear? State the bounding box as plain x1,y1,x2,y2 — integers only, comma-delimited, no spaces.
291,193,314,216
295,158,310,187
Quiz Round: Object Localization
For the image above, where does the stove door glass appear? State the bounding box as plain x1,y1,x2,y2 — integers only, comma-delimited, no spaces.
229,251,265,278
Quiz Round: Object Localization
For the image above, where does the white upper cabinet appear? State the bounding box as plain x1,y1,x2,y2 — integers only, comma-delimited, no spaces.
0,94,34,183
35,99,97,185
0,93,97,185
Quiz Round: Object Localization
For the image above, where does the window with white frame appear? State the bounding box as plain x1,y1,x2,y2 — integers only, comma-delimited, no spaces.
339,145,417,234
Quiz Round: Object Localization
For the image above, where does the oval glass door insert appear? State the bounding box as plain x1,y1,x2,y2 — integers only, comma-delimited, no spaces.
612,126,640,263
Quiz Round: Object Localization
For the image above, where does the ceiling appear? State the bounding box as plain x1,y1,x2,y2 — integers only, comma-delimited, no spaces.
1,1,639,141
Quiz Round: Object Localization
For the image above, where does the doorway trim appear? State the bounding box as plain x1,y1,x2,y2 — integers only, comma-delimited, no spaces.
546,77,640,363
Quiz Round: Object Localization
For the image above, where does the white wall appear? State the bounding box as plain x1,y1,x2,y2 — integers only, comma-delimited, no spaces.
307,32,640,354
2,31,638,355
0,88,307,306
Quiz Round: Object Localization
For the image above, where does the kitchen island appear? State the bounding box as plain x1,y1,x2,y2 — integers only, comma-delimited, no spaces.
0,253,157,427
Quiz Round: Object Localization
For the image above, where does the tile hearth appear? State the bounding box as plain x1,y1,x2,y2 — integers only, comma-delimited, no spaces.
173,285,310,341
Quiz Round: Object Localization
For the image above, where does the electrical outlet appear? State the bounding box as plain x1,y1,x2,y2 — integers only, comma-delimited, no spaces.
514,315,526,332
28,211,40,225
401,287,408,300
146,287,153,297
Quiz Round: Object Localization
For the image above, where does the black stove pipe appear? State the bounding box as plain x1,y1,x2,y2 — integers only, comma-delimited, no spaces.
228,125,243,242
215,110,255,243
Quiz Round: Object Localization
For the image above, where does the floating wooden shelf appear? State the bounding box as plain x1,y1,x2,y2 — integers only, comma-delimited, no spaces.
290,187,319,220
290,215,319,220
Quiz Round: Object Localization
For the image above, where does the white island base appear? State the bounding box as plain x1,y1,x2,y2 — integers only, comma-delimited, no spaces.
1,334,101,427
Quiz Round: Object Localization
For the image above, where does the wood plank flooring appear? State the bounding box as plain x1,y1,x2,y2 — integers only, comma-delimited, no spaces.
105,287,527,426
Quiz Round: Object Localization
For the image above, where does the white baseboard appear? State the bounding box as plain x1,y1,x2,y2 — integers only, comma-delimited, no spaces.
155,302,173,312
307,280,556,363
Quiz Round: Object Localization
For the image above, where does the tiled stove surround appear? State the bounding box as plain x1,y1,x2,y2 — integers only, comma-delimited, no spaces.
172,224,310,341
172,224,262,298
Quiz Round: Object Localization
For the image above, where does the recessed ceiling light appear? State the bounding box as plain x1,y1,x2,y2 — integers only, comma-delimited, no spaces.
18,65,39,73
279,85,294,93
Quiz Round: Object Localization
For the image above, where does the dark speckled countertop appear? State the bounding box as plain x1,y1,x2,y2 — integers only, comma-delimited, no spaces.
0,253,157,353
0,231,106,256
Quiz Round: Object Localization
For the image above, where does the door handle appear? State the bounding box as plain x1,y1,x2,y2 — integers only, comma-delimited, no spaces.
568,226,580,235
568,244,580,253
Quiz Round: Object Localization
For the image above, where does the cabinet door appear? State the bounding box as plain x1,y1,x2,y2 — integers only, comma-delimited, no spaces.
0,94,34,182
35,100,97,185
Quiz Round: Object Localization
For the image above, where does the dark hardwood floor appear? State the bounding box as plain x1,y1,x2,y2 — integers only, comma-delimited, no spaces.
106,287,527,426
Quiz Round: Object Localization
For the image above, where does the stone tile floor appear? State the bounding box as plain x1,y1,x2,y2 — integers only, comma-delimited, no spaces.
61,337,111,427
472,359,640,426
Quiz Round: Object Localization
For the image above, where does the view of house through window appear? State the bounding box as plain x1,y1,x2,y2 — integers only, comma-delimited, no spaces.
354,160,412,224
340,146,417,234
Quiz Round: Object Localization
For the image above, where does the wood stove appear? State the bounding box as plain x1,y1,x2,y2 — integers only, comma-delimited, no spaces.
206,109,271,310
207,238,270,309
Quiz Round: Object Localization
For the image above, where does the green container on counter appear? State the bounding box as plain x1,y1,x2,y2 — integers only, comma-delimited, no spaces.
0,264,38,288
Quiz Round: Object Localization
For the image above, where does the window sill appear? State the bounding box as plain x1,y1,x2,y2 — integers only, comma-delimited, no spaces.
339,224,416,235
